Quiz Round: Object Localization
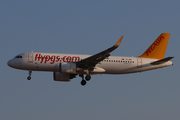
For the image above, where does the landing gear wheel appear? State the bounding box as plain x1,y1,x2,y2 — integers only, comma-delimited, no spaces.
85,75,91,81
27,76,31,80
27,71,32,80
81,80,86,86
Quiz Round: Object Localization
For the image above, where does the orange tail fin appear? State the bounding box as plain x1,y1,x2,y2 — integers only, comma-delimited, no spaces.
139,33,170,59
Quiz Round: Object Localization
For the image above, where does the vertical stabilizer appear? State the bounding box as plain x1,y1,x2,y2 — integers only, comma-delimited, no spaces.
139,33,170,59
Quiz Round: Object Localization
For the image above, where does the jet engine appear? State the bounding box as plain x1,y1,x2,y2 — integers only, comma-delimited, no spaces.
53,72,70,81
60,62,77,74
53,72,76,82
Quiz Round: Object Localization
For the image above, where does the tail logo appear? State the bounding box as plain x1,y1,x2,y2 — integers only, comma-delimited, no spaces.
145,35,165,56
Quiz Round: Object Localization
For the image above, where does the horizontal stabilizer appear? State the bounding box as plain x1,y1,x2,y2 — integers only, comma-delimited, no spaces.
151,57,174,65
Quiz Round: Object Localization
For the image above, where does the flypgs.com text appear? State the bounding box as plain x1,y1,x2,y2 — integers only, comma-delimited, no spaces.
35,53,81,64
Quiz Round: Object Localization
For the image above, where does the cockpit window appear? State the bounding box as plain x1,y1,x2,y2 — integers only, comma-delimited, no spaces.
14,56,22,59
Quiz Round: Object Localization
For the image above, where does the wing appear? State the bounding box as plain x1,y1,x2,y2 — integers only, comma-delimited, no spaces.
76,36,124,71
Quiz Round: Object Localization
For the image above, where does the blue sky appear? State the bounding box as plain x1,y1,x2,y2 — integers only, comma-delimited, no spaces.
1,0,180,120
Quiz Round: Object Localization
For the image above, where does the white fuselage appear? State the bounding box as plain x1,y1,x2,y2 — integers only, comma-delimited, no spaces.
7,52,173,75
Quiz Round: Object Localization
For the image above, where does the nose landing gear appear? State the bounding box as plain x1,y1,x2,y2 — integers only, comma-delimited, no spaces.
27,71,32,80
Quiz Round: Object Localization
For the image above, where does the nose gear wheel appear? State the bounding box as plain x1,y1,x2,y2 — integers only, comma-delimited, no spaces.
27,71,32,80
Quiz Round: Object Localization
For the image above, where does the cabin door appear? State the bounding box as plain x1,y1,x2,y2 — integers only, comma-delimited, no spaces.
137,58,142,68
28,53,33,62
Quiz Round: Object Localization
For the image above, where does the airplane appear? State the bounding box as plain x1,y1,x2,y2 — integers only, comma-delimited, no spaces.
7,33,173,86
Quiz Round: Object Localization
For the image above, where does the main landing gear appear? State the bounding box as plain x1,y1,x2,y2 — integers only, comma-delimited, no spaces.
27,71,32,80
80,75,91,86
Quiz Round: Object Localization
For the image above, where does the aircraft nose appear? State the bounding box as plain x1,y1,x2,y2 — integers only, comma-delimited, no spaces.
7,59,13,67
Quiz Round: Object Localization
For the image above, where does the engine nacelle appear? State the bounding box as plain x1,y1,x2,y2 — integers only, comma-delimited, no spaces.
53,72,70,82
60,62,77,74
